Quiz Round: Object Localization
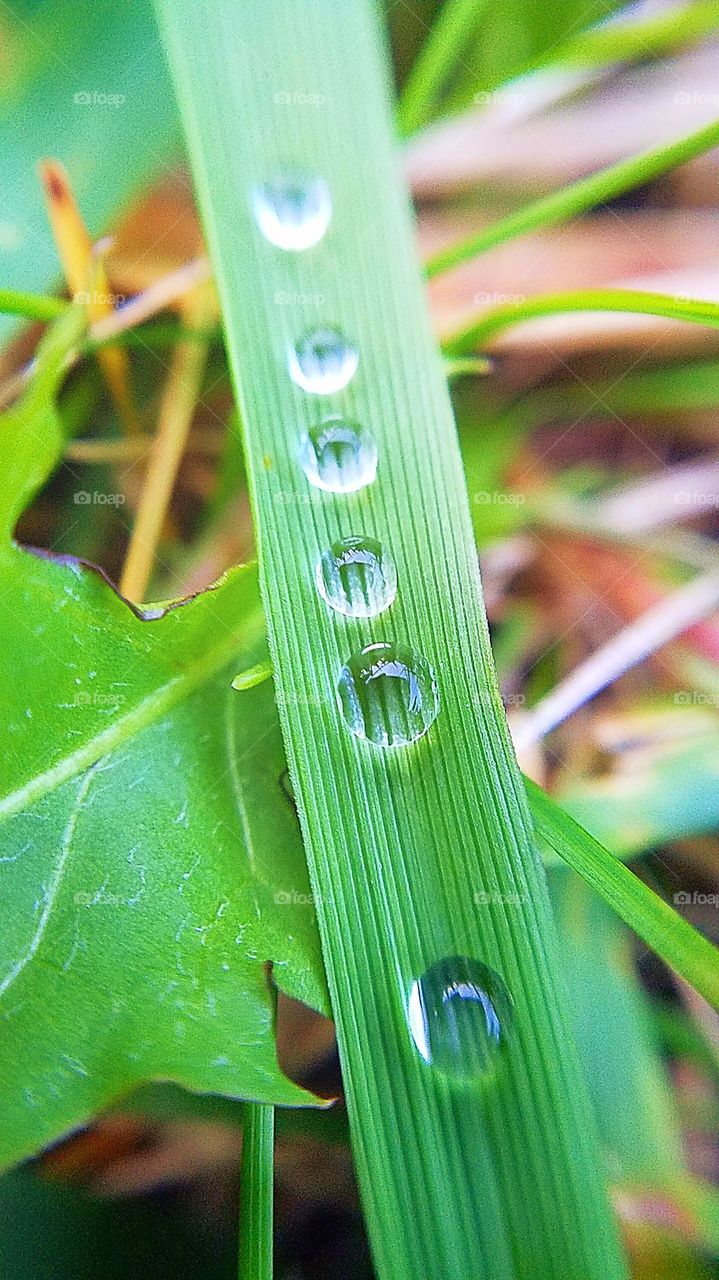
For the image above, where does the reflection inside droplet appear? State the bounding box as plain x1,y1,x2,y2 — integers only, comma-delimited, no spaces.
408,956,513,1081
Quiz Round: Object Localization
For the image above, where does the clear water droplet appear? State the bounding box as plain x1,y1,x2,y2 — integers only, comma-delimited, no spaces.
316,536,396,618
289,327,358,394
408,956,513,1081
298,416,377,493
251,172,331,250
338,642,439,747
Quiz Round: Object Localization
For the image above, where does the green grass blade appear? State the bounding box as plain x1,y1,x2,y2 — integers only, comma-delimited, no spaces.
443,1,719,122
0,290,67,323
527,779,719,1008
397,0,489,136
154,3,628,1277
238,1104,274,1280
426,120,719,277
540,0,719,70
444,288,719,352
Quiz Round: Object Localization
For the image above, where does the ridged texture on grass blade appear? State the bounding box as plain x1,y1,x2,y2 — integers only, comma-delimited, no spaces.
238,1104,274,1280
154,3,628,1277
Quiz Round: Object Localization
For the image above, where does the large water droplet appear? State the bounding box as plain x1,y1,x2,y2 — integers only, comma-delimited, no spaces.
408,956,513,1081
316,536,396,618
251,172,331,251
298,416,377,493
338,642,439,746
289,327,358,394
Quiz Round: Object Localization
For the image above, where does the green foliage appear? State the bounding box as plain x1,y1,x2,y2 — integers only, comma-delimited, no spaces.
0,311,326,1169
0,0,178,339
427,121,719,278
154,2,628,1278
528,780,719,1009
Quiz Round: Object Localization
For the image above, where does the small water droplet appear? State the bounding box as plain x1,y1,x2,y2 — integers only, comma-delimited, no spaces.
316,536,396,618
298,416,377,493
251,172,331,250
408,956,513,1081
289,327,358,394
338,642,439,746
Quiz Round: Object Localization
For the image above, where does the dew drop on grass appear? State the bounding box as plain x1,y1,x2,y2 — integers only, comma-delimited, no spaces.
299,416,377,493
316,536,396,617
289,327,358,394
408,956,513,1081
338,641,439,746
251,172,331,250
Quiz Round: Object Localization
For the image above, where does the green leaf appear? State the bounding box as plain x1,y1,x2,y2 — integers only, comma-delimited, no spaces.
527,779,719,1009
553,875,688,1182
0,1165,232,1279
154,2,628,1278
0,312,327,1170
427,121,719,278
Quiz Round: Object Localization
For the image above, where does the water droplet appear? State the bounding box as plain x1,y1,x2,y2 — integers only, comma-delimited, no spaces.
338,642,439,746
298,416,377,493
408,956,513,1081
251,172,331,250
289,327,358,394
316,536,396,618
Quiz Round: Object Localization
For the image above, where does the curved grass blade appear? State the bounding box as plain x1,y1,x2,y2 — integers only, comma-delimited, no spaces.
444,288,719,353
527,780,719,1008
426,120,719,278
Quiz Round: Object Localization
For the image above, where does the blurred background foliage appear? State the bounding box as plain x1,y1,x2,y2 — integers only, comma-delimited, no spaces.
1,0,718,1275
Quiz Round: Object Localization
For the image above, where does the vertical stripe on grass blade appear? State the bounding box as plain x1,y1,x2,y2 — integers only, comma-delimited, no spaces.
239,1103,275,1280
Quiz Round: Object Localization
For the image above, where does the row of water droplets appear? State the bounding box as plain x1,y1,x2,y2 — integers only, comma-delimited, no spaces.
252,171,511,1080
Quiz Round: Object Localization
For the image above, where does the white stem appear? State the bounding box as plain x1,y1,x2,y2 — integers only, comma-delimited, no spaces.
513,570,719,749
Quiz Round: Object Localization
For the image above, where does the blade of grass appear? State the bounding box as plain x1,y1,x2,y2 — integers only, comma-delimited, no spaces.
444,288,719,352
397,0,490,136
443,1,719,123
38,159,142,435
0,290,66,323
119,282,214,602
154,3,628,1277
238,1103,274,1280
527,781,719,1009
426,120,719,277
538,0,719,71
